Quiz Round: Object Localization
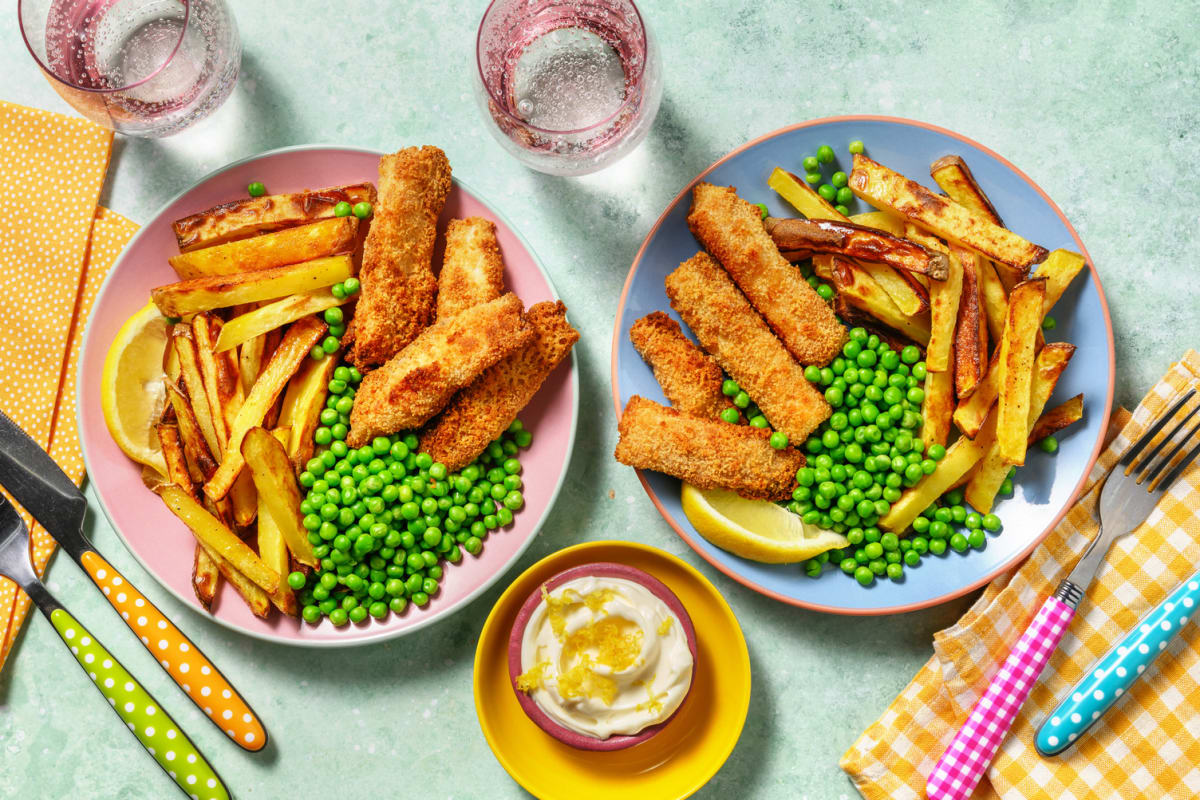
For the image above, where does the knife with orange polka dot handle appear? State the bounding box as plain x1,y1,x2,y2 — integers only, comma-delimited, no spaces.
0,410,266,752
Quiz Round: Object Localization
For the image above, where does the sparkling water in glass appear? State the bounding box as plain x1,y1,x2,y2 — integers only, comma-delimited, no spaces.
19,0,241,137
475,0,662,176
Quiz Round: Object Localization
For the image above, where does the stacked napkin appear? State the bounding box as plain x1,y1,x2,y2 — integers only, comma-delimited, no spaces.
0,101,138,670
843,350,1200,799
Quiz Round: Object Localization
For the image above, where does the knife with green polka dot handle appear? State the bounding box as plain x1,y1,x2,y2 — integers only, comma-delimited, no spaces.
0,495,229,800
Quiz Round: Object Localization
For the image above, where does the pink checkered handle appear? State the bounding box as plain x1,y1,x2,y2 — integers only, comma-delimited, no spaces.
927,596,1076,800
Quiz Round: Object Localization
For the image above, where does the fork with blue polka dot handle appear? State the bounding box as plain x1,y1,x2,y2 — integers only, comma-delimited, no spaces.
0,493,229,800
929,388,1200,800
1037,566,1200,755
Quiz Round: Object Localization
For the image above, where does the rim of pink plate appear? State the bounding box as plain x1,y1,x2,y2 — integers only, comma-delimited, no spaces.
78,143,580,647
609,114,1116,616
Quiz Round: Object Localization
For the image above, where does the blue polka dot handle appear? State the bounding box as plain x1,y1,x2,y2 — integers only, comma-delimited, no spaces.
49,608,230,800
1036,570,1200,756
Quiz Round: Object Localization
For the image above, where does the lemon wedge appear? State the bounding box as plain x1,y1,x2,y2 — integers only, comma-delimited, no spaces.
100,302,169,474
681,483,849,563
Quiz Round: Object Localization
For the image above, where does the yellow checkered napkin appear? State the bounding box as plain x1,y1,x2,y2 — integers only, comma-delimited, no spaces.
842,350,1200,800
0,101,138,670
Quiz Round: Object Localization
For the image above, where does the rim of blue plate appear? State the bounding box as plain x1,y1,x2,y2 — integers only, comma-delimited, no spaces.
610,115,1116,615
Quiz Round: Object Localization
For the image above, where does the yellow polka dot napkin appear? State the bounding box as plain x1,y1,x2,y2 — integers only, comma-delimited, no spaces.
842,350,1200,800
0,101,138,670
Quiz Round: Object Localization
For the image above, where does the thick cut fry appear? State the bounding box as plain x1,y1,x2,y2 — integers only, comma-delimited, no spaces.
192,314,241,443
849,211,907,236
349,293,531,445
1029,394,1084,443
214,289,349,352
953,246,988,398
615,397,805,502
689,183,845,364
978,258,1009,343
881,435,989,532
858,261,928,316
849,154,1048,271
953,350,1002,438
763,216,949,280
629,311,732,420
205,316,327,501
238,332,266,394
196,538,271,618
995,279,1048,466
241,427,318,568
168,217,359,279
436,217,505,320
353,146,451,368
155,484,280,592
152,255,353,318
904,226,961,373
828,256,932,344
922,368,956,448
665,252,830,443
277,354,337,470
255,501,298,617
768,168,844,222
172,184,375,252
419,301,579,471
164,381,214,482
929,154,1025,290
172,329,223,458
965,344,1075,512
1035,249,1087,315
159,425,219,608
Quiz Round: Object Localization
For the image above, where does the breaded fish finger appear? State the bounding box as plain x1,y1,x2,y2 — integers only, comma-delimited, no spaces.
353,146,452,368
436,217,505,320
688,182,845,364
665,252,830,443
614,396,803,501
629,311,733,420
348,293,531,445
419,301,579,470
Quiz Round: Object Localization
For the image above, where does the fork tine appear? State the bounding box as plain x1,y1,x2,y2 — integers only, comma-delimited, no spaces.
1122,388,1197,471
1146,419,1200,489
1134,402,1200,482
1160,430,1200,492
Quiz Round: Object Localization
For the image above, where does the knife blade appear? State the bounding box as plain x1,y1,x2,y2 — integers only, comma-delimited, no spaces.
0,410,88,545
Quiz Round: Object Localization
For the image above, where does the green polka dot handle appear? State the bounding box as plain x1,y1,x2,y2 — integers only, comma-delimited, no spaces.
49,608,230,800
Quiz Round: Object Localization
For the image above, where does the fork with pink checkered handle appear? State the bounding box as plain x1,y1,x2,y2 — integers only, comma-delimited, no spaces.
927,388,1200,800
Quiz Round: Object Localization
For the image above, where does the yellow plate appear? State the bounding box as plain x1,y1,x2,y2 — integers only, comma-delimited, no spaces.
474,541,751,800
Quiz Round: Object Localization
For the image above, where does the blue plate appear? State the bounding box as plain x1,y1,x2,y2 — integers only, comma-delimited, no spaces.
611,116,1115,614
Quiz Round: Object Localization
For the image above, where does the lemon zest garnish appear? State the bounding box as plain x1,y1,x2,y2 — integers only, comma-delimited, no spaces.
515,660,550,693
657,617,673,636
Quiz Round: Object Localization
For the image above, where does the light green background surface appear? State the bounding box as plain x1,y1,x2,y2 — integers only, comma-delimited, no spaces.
2,2,1198,798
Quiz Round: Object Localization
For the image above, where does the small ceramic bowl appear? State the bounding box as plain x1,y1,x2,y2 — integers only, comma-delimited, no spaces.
507,561,699,751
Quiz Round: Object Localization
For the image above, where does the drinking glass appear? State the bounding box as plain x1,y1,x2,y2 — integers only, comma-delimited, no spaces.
474,0,663,176
19,0,241,138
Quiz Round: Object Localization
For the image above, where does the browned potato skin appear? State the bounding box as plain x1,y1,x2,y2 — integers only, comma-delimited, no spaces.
849,154,1048,271
168,217,359,279
172,184,375,252
953,246,988,399
764,216,949,280
995,279,1048,467
1028,393,1084,443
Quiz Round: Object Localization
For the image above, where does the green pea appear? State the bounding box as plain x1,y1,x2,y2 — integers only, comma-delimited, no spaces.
333,201,352,217
1042,315,1057,331
948,533,968,553
301,605,321,623
1039,435,1059,454
929,520,949,539
343,277,360,294
818,184,837,201
816,283,834,300
831,171,848,188
834,204,850,216
733,391,750,409
927,444,946,461
755,202,769,220
721,379,740,396
805,172,822,185
247,181,266,197
719,407,740,424
929,538,947,555
816,145,835,163
849,140,865,155
802,155,820,171
886,563,903,581
982,513,1002,531
854,566,874,586
749,415,769,428
835,186,853,205
321,336,339,354
906,386,925,404
329,608,349,626
999,478,1014,495
310,346,326,360
825,386,844,407
352,201,373,219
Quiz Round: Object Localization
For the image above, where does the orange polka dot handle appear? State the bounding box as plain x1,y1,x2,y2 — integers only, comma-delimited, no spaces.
81,552,267,751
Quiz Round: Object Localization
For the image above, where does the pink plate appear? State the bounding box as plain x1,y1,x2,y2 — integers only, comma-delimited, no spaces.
77,145,579,647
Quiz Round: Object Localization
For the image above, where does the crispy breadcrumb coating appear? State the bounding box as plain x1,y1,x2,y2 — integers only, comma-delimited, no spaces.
436,217,505,320
629,311,734,420
352,146,451,368
614,396,803,501
688,182,845,364
348,293,530,445
664,252,830,443
419,301,578,470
